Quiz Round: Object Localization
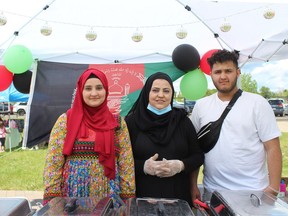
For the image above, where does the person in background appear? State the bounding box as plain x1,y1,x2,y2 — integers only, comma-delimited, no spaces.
0,117,8,152
125,72,204,207
43,68,135,207
190,49,282,202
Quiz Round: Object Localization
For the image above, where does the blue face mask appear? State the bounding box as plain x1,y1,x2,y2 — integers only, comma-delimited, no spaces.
147,103,172,115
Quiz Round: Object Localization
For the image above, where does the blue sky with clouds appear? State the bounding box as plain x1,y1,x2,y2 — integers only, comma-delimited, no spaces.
241,59,288,92
174,59,288,94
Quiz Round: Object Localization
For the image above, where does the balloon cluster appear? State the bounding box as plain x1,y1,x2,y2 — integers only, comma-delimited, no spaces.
0,45,33,93
172,44,218,100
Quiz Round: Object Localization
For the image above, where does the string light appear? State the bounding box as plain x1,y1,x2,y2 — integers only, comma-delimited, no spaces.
0,5,277,42
40,22,52,36
263,8,275,19
220,19,231,32
176,26,187,39
131,28,143,42
0,12,7,26
85,27,97,41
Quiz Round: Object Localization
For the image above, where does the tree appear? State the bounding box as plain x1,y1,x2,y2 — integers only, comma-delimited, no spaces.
259,86,272,99
240,73,258,93
206,89,217,96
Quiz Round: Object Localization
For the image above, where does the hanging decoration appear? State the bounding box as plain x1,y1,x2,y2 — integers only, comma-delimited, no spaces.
180,68,208,100
131,28,143,42
200,49,219,75
0,65,13,92
40,22,52,36
176,26,187,39
263,8,275,19
220,19,231,32
85,27,97,41
0,12,7,26
13,70,32,94
172,44,200,72
3,45,33,74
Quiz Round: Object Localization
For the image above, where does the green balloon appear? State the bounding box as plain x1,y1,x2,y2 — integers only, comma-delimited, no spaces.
3,45,33,74
180,68,208,100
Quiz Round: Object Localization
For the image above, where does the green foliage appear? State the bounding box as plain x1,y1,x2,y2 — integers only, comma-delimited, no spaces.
241,73,258,93
206,89,217,96
284,90,288,98
259,86,273,99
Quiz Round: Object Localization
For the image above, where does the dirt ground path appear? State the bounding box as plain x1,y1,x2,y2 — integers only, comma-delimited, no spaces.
278,120,288,132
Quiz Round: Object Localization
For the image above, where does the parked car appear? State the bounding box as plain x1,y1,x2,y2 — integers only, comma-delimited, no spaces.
173,100,190,113
268,99,284,117
12,102,28,116
184,100,196,113
284,104,288,116
0,102,13,114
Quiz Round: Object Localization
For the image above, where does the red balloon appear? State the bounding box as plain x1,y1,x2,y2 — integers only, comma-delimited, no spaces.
200,49,219,75
0,65,13,91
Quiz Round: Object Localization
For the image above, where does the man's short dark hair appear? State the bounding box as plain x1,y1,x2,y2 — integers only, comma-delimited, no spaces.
207,49,239,69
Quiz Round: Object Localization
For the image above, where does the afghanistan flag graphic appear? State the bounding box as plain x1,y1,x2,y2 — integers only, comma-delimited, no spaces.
26,61,184,148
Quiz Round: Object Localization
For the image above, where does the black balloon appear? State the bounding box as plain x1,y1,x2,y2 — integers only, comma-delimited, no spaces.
172,44,200,72
13,70,32,94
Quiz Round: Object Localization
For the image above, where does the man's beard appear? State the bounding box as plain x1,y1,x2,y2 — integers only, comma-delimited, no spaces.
213,78,238,94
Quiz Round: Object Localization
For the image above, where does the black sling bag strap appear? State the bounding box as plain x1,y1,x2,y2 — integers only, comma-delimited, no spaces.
197,89,243,153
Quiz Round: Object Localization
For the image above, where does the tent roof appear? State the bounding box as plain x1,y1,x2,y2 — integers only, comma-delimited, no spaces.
1,0,288,65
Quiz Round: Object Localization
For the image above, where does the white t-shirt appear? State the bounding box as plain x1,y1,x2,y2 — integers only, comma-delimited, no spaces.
190,91,281,192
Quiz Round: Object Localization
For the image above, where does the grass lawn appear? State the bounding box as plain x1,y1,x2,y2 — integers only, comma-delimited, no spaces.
0,132,287,191
281,132,288,176
0,148,47,190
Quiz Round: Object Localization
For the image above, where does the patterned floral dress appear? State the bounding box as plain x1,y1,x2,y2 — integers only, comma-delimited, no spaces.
43,113,135,207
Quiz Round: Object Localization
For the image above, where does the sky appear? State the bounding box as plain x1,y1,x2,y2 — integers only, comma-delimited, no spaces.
174,59,288,93
241,59,288,92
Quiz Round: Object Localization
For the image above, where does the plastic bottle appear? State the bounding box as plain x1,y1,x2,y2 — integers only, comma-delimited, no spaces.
279,180,287,198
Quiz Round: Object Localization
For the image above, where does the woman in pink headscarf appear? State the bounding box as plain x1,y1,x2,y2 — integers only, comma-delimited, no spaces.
43,68,135,207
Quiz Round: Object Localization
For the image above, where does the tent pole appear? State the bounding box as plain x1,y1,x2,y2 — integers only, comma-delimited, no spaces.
22,60,38,149
0,0,57,51
176,0,234,51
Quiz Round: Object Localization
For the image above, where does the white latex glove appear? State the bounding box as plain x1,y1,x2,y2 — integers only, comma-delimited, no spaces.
155,159,184,178
143,153,159,175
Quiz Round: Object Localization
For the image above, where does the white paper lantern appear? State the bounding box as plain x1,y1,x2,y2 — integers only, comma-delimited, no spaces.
40,22,52,36
263,8,275,19
0,13,7,26
176,26,187,39
132,29,143,42
86,28,97,41
220,21,231,32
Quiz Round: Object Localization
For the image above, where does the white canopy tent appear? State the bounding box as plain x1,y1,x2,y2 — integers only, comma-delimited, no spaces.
2,0,288,149
1,0,288,65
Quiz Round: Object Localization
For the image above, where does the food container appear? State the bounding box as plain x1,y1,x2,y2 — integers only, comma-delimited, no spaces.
0,197,32,216
125,197,195,216
208,190,288,216
33,197,114,216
